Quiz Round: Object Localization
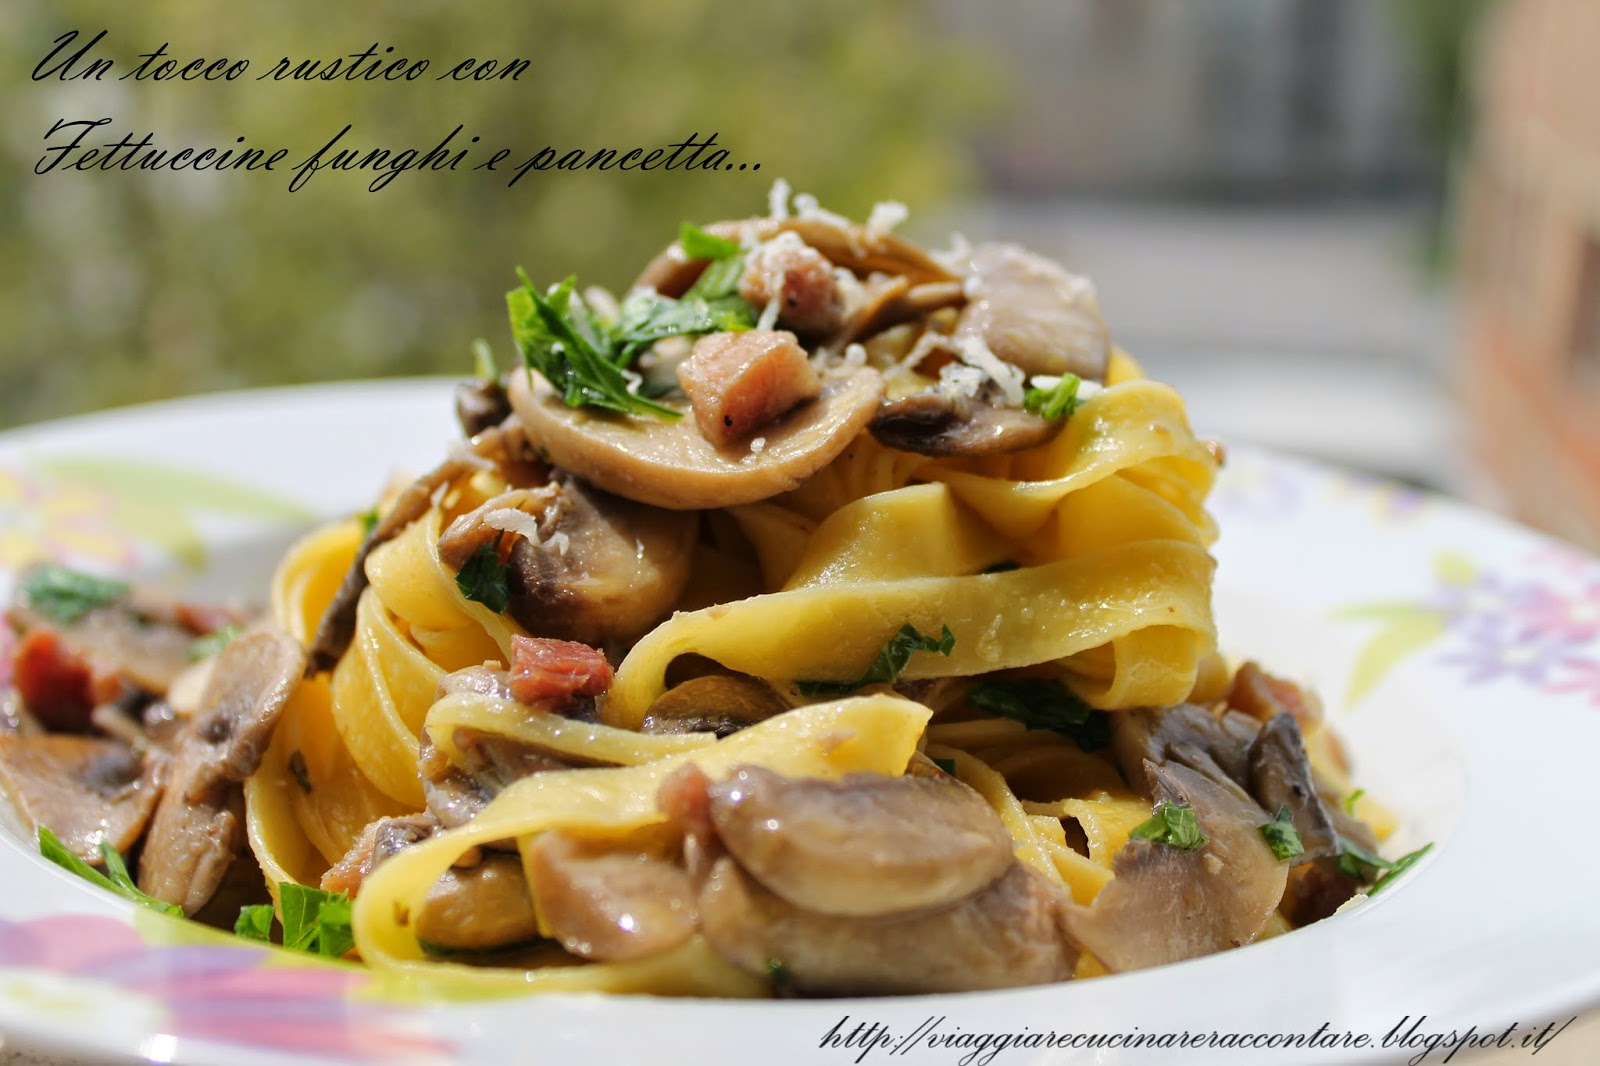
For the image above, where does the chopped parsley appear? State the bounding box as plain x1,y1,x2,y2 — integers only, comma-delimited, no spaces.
455,542,511,613
1023,373,1083,421
1129,802,1208,850
1343,788,1365,815
1335,836,1392,883
509,272,681,420
678,221,741,262
797,623,955,698
964,677,1110,752
19,564,129,625
1369,842,1434,897
37,826,182,917
237,883,356,957
1258,805,1305,862
764,957,794,993
472,337,497,380
931,756,958,776
358,507,380,539
188,622,242,662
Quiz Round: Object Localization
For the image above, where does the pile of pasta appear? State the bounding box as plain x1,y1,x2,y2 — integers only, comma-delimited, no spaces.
243,198,1386,995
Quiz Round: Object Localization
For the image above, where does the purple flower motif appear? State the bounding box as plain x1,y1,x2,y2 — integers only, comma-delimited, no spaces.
1422,572,1547,642
0,913,452,1062
1211,458,1304,521
1509,582,1600,645
1435,625,1592,686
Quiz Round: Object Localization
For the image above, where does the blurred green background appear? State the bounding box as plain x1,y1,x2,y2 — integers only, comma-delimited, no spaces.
1,0,991,427
4,0,1491,497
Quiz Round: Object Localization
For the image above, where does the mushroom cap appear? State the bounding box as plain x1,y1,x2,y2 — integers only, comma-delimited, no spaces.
508,366,885,511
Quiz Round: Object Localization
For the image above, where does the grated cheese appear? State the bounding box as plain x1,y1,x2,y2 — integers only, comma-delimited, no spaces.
546,530,571,556
936,361,986,401
864,200,909,242
757,294,781,331
955,333,1025,406
749,436,767,455
767,178,791,221
445,437,496,471
842,343,868,368
484,507,543,544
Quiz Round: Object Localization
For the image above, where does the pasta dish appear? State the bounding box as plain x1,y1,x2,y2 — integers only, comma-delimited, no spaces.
0,185,1421,997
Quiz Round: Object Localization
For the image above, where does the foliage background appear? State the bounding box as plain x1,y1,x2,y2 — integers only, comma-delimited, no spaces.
0,0,992,428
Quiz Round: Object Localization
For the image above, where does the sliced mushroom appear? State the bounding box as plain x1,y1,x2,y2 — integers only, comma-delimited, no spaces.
1061,760,1287,973
436,487,561,572
869,390,1063,457
703,766,1014,917
508,366,885,510
502,479,698,646
1109,703,1260,796
633,217,954,299
640,674,788,738
955,243,1110,381
414,852,543,952
321,812,440,897
525,830,697,961
138,628,306,914
0,734,161,860
1247,714,1340,862
697,856,1075,995
455,377,512,438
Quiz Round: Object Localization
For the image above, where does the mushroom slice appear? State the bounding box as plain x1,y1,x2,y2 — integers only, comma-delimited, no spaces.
502,479,698,646
697,857,1075,995
633,218,955,298
415,853,543,953
138,628,306,914
640,674,788,738
956,243,1110,381
455,377,512,438
0,734,161,860
508,366,884,510
869,390,1063,457
1062,760,1287,973
705,766,1014,917
1109,703,1260,795
525,830,697,962
1247,714,1340,862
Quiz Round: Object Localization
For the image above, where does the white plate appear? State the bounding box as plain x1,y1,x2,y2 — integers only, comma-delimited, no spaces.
0,380,1596,1066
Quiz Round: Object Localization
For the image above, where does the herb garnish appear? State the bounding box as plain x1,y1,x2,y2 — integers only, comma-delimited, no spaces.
472,337,497,380
188,622,243,662
1369,842,1434,897
796,623,955,698
1343,788,1365,815
37,826,182,917
19,564,129,625
1259,805,1305,862
358,507,380,539
236,883,355,957
765,957,794,993
678,221,741,262
1128,802,1208,850
455,542,511,613
509,272,681,420
931,756,958,776
964,677,1110,752
1023,373,1083,421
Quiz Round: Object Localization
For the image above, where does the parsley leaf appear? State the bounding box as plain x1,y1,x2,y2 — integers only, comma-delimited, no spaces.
965,677,1110,752
1129,802,1208,850
797,623,955,697
509,272,681,420
19,564,129,625
358,507,380,539
1369,842,1433,896
235,904,275,941
1259,805,1305,862
472,337,497,381
612,288,755,363
38,826,182,917
1335,835,1392,883
1343,788,1365,815
679,221,741,262
1023,374,1083,421
455,543,511,613
188,622,242,662
931,756,958,776
277,883,356,957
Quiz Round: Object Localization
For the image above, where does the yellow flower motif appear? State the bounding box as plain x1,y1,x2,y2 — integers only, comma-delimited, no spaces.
0,465,138,571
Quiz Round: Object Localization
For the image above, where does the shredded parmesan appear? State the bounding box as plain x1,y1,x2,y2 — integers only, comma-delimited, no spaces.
936,361,986,401
793,192,855,232
842,343,867,369
757,294,781,331
484,508,543,544
767,178,791,221
932,232,973,272
865,200,909,242
955,333,1025,406
546,530,571,556
749,436,767,455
